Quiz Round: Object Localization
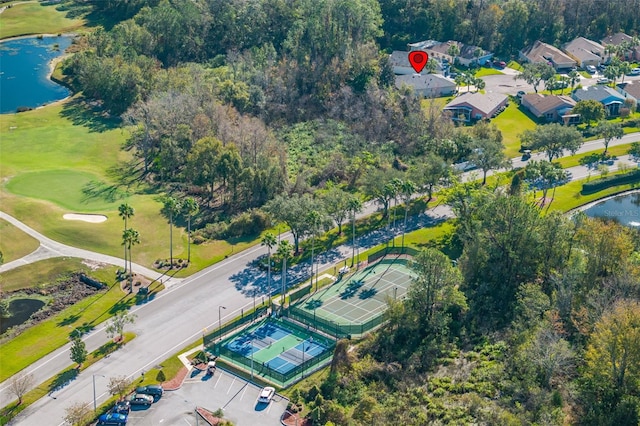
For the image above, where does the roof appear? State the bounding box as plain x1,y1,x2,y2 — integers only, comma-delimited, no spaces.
572,86,626,103
521,40,576,65
444,92,508,115
563,37,604,62
617,81,640,100
395,73,456,90
407,40,440,51
459,44,491,59
522,94,576,116
428,40,461,56
390,51,412,68
601,32,632,46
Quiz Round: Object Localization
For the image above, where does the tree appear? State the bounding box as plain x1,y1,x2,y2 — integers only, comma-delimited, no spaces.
474,77,486,92
469,137,509,185
9,371,34,405
447,43,460,60
105,310,137,342
524,160,568,203
567,70,580,92
629,142,640,163
118,203,134,274
596,121,624,154
398,179,416,247
305,210,323,287
275,240,293,305
70,336,87,368
182,197,199,263
410,153,450,202
619,61,632,83
261,232,277,302
265,193,321,253
573,100,606,127
121,228,140,280
516,62,555,93
64,401,91,426
347,195,363,266
320,186,350,235
161,196,181,268
520,123,583,161
107,375,132,400
603,65,620,84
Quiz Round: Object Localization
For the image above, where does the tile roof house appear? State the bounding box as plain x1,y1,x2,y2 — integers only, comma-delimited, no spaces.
521,94,578,124
601,32,640,61
616,81,640,104
519,40,577,71
562,37,605,68
443,92,508,122
571,86,626,116
395,74,457,97
422,40,493,67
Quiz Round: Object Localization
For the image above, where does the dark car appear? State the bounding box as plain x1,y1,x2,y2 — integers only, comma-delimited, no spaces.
113,400,131,414
493,60,506,68
98,412,128,425
136,385,164,399
129,393,154,406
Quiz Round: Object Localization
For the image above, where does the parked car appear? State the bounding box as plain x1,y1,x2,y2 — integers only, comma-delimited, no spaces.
629,68,640,76
258,386,276,403
112,400,131,414
596,78,610,84
516,90,526,100
493,60,506,68
98,412,128,425
129,394,154,406
585,65,597,74
136,385,164,399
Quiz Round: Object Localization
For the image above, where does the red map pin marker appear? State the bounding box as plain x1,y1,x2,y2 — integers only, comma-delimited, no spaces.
408,51,429,73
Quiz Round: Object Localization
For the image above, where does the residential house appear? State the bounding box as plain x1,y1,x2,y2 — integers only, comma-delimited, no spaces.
571,85,626,116
424,40,459,66
443,92,508,122
395,74,457,97
421,40,494,68
389,50,445,75
519,40,577,71
562,37,604,68
521,93,579,124
601,32,640,61
457,44,493,67
616,81,640,105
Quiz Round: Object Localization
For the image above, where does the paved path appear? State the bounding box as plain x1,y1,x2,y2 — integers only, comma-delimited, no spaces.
1,131,639,424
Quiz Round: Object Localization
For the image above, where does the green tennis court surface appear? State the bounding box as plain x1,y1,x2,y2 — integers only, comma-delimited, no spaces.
291,257,414,332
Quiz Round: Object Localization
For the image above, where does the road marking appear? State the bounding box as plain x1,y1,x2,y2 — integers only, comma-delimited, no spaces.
227,377,236,394
240,385,247,400
214,373,223,388
183,419,192,425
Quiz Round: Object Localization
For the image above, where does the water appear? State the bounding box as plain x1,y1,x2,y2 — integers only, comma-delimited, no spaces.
583,192,640,227
0,35,73,114
0,298,46,334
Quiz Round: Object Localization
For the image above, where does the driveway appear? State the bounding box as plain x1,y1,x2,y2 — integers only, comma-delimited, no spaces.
123,368,287,426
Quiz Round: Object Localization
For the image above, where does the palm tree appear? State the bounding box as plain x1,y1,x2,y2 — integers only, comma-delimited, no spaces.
118,203,134,274
182,197,199,263
474,77,486,93
619,61,632,83
162,196,181,269
261,232,277,303
347,196,363,267
276,240,293,305
306,210,322,289
567,70,580,93
390,177,402,230
122,228,140,282
400,180,416,248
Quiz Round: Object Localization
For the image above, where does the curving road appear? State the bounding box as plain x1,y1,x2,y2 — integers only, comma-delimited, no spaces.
1,131,639,425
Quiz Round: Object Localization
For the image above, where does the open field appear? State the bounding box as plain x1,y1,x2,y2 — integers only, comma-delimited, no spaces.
0,2,85,39
0,219,39,263
493,102,537,157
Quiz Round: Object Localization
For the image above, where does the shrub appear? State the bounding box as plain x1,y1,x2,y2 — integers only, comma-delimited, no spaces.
156,370,166,382
581,169,640,194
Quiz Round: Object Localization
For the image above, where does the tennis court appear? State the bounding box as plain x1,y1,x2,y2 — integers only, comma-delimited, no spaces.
223,319,332,375
292,257,414,331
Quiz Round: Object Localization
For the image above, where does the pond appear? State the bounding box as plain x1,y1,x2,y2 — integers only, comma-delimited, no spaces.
0,35,73,114
1,298,46,334
582,191,640,228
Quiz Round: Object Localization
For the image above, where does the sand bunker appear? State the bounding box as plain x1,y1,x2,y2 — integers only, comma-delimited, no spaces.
63,213,107,223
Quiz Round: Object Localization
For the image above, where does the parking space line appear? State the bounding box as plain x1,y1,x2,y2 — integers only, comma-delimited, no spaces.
214,372,223,388
227,377,237,394
240,385,248,400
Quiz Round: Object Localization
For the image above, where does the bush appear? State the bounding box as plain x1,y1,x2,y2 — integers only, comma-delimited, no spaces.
581,169,640,194
156,370,166,382
194,209,269,241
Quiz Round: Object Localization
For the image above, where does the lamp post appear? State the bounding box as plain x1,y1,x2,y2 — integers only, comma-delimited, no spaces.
92,374,105,412
218,306,226,342
250,338,254,380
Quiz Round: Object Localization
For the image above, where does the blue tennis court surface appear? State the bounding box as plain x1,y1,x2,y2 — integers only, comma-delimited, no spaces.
294,341,324,357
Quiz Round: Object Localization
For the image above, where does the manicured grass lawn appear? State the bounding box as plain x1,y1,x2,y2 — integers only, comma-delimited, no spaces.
0,260,145,382
474,68,503,77
0,219,38,263
507,61,523,72
0,2,85,39
554,143,634,169
492,102,537,158
0,257,86,292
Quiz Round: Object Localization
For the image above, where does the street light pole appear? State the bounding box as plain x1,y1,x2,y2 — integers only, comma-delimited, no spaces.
251,338,254,380
218,306,226,342
92,374,105,412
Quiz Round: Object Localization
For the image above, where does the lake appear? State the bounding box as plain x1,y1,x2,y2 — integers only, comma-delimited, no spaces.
1,298,46,334
583,191,640,227
0,35,73,114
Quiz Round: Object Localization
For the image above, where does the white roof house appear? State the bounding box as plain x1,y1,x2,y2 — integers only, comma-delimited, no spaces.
395,73,457,98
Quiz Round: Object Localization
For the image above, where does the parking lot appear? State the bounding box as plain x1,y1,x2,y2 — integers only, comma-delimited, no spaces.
121,368,288,426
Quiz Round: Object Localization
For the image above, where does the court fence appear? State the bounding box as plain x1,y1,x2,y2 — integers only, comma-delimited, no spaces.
207,317,335,386
367,246,419,264
285,304,386,339
203,305,269,347
288,282,312,304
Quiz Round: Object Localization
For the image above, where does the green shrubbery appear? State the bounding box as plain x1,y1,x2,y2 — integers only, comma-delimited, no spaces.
582,169,640,193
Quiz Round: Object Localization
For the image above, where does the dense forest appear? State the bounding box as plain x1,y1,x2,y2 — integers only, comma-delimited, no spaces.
59,1,640,424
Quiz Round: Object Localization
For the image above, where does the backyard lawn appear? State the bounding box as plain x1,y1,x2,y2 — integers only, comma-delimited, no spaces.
492,102,537,158
474,67,503,77
0,2,85,39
